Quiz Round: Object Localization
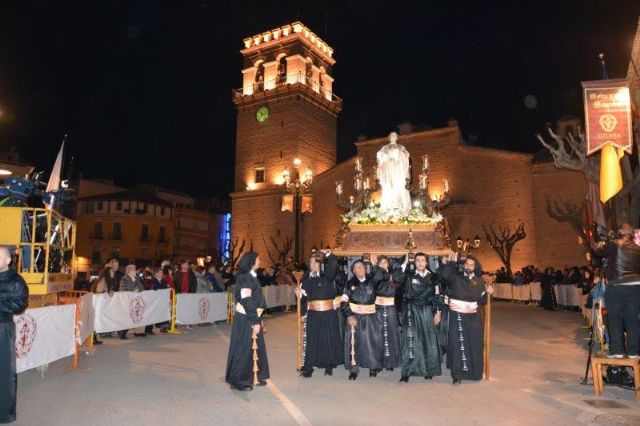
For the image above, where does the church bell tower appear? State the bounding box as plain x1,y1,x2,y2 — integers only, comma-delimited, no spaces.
230,22,342,262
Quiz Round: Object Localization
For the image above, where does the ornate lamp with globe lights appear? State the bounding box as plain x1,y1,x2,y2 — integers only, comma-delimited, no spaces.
281,158,312,264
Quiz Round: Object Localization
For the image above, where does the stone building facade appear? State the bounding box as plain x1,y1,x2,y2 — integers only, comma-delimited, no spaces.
231,22,588,272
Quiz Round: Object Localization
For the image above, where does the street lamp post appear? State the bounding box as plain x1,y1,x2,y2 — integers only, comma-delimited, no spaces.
282,158,312,265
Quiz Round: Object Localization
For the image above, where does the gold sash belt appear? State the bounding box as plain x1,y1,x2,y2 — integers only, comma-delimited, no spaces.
308,300,335,312
349,303,376,315
375,296,395,306
235,303,265,317
333,295,342,309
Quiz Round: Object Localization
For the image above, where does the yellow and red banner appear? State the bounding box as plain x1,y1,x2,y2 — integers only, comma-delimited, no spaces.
582,79,633,155
582,79,632,202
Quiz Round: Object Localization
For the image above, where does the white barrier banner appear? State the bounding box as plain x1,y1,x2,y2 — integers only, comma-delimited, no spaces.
77,293,95,345
14,305,76,373
93,289,171,333
263,285,296,308
176,293,227,325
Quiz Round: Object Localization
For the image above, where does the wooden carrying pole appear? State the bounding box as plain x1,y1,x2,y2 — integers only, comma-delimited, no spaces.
252,331,260,385
296,280,302,371
483,293,492,380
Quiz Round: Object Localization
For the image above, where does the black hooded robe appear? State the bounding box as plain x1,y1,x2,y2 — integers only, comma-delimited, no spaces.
0,269,29,423
372,266,401,369
394,267,443,378
342,275,382,373
300,255,343,371
225,253,270,387
439,260,487,381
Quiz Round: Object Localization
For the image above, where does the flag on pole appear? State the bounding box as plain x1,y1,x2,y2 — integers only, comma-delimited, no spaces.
599,144,624,203
44,141,64,209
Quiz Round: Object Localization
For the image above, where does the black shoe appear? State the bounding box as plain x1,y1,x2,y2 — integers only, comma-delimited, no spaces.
386,368,394,372
452,379,462,385
348,372,357,381
93,339,103,345
425,376,432,380
230,383,253,391
256,380,267,386
300,370,313,378
324,368,333,376
369,370,377,378
134,333,146,337
399,376,409,383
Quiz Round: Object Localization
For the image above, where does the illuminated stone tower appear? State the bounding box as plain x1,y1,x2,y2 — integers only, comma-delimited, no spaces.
231,22,342,262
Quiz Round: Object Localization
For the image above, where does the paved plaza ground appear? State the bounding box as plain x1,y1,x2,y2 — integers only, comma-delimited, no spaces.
14,302,640,425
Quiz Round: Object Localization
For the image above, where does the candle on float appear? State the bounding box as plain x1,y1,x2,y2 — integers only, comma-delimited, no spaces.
335,181,343,196
355,176,362,191
443,178,450,193
419,174,427,189
422,155,429,171
364,177,370,190
354,158,362,172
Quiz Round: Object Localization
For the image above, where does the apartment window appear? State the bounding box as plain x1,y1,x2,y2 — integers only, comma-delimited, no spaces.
91,250,101,264
160,207,165,216
84,201,95,214
97,201,104,211
255,167,265,183
116,201,123,211
112,222,122,240
93,222,103,239
141,224,149,241
158,226,166,242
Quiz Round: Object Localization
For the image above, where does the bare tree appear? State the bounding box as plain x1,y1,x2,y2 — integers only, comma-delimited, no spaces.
543,194,594,259
226,236,246,268
483,223,526,280
263,235,294,266
537,124,640,227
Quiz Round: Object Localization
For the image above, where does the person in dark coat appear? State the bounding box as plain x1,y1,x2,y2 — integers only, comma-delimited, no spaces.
0,246,29,424
540,267,557,311
342,259,382,380
225,252,270,391
296,251,343,377
439,252,492,384
372,255,401,372
394,252,444,382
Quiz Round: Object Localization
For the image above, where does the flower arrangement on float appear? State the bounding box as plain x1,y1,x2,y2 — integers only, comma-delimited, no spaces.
341,203,443,226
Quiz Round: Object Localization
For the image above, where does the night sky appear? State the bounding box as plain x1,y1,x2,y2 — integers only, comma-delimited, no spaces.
1,1,639,198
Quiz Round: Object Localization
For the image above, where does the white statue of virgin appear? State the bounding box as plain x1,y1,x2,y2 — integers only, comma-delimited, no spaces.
376,132,411,215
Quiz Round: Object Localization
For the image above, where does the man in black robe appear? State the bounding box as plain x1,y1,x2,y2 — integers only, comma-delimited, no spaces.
0,246,29,423
342,260,382,380
394,252,443,382
372,255,401,372
295,251,343,377
439,252,492,384
225,252,270,391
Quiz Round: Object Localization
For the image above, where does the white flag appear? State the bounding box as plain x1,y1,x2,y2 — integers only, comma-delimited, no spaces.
44,141,64,209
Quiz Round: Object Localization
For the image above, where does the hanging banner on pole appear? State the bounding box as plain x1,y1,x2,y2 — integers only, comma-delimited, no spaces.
582,79,633,155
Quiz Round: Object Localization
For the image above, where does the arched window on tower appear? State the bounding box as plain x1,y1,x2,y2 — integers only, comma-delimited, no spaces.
277,55,287,85
254,61,265,92
318,66,326,96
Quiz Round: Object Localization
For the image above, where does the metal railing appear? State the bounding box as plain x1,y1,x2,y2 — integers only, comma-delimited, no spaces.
232,72,342,103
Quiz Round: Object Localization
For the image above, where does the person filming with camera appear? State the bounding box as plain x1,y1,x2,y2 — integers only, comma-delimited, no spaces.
593,224,640,359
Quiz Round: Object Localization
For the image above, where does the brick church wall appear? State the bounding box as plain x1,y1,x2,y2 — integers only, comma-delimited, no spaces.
531,162,587,270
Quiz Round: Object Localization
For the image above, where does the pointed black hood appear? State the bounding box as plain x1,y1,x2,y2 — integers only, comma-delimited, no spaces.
237,251,258,274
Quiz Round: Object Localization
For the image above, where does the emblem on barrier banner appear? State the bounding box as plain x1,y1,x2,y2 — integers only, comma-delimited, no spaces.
199,297,211,321
129,295,147,323
15,314,37,359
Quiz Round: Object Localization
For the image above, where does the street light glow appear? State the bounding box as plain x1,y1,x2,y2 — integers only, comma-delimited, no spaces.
0,169,12,176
